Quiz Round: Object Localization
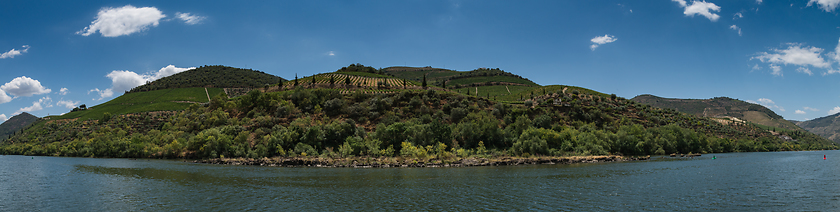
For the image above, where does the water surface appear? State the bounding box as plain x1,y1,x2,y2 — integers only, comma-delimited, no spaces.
1,151,838,211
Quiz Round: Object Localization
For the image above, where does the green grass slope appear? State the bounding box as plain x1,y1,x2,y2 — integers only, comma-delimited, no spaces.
631,94,802,132
57,87,224,121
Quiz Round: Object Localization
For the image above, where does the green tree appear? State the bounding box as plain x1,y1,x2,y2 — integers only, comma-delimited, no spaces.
294,73,299,87
422,75,427,88
278,78,284,89
100,112,112,123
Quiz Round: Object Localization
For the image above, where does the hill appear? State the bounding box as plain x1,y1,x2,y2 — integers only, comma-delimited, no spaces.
0,113,37,140
631,95,802,132
796,113,840,143
2,64,835,158
384,66,539,99
3,64,835,157
129,65,285,93
382,66,459,85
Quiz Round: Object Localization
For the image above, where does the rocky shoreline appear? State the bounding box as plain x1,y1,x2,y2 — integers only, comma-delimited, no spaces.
193,155,650,168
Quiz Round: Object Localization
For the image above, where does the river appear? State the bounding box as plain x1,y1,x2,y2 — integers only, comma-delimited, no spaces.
1,151,838,211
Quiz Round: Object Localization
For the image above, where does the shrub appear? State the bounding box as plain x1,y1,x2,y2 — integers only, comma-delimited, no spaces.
450,107,467,123
293,142,318,157
323,98,346,116
512,128,549,156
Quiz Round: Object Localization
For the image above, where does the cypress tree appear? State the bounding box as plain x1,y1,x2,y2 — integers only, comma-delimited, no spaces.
294,74,299,87
422,75,427,88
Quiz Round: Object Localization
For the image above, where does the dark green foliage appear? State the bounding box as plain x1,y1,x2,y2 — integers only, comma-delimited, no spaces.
100,112,112,123
129,65,285,92
337,63,383,75
450,108,467,123
323,98,346,116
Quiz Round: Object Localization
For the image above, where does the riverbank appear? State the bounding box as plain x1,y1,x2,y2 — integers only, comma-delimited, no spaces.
194,155,650,168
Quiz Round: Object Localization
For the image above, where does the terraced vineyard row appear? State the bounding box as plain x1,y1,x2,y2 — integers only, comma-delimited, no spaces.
287,74,419,88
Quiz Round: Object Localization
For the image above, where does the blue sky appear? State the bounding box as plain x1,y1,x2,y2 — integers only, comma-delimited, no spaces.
2,0,840,122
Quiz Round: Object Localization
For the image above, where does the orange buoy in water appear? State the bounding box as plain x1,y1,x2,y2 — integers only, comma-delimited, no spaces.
824,155,827,160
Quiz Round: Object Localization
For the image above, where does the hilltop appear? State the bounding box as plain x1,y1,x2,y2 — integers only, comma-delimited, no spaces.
1,64,835,159
631,95,802,132
384,66,539,100
42,65,284,122
0,113,37,140
130,65,285,93
795,113,840,143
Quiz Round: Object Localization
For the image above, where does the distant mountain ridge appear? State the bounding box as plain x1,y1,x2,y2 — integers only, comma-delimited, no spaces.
631,94,801,132
796,113,840,143
0,113,37,141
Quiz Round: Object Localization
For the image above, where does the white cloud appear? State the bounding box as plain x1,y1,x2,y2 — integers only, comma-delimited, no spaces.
751,64,761,71
0,114,6,122
328,51,336,56
92,65,194,100
88,88,113,100
0,45,30,59
77,5,166,37
756,0,763,4
57,100,80,109
673,0,721,21
830,106,840,115
176,12,206,25
590,34,617,51
0,89,11,104
752,44,832,76
747,98,785,112
1,76,51,97
107,70,149,94
152,65,193,79
769,64,782,76
804,107,820,111
729,25,742,36
808,0,840,12
796,67,814,76
827,37,840,66
15,96,52,115
795,110,806,114
59,88,69,95
733,12,743,20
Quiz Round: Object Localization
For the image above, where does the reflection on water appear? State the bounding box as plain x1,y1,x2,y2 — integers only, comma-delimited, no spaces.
1,151,839,211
